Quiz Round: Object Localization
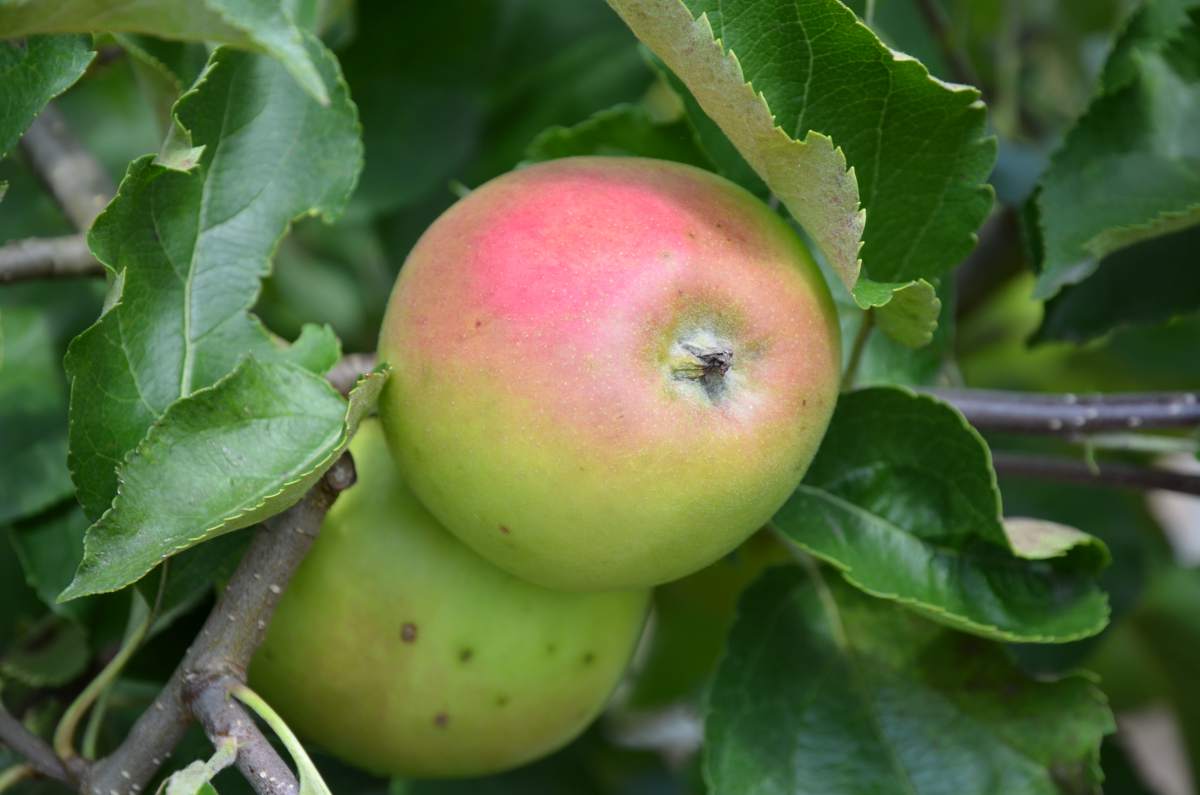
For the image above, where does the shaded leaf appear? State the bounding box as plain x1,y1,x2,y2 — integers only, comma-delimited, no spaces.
774,387,1110,642
60,360,385,601
1038,224,1200,344
704,566,1113,795
0,617,88,687
0,282,103,526
8,501,88,612
1031,2,1200,299
0,306,73,523
65,35,361,522
0,35,93,156
0,0,328,103
523,101,712,168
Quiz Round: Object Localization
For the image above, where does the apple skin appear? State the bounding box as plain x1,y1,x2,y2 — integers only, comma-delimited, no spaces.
248,419,650,778
378,156,840,591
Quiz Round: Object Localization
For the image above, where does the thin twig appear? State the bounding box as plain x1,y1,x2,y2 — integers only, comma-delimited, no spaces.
19,104,115,232
0,235,103,283
191,678,297,795
929,388,1200,435
992,452,1200,497
913,0,982,89
0,703,73,785
841,311,874,392
83,455,356,795
54,574,160,762
0,764,34,793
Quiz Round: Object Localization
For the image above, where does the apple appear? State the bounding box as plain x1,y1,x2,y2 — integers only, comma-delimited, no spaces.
378,156,840,590
249,419,650,778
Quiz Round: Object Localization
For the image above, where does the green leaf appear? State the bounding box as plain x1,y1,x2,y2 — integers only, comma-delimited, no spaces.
851,278,941,349
523,100,713,168
0,617,88,687
161,736,237,795
65,35,361,522
0,36,93,156
113,34,210,132
141,531,251,634
833,274,955,388
1031,2,1200,299
613,0,997,291
704,565,1114,795
8,502,89,613
1037,223,1200,344
342,0,650,218
59,360,385,601
0,282,102,526
233,685,332,795
0,306,73,524
774,388,1111,642
0,0,328,104
606,0,865,290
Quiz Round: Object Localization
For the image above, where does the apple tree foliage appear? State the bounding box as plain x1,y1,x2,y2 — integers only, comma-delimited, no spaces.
1,0,1198,793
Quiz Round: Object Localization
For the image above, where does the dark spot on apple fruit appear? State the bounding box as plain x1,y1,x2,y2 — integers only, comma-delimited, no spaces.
433,712,449,728
499,525,510,535
582,652,596,666
459,647,474,663
401,622,418,643
495,695,510,707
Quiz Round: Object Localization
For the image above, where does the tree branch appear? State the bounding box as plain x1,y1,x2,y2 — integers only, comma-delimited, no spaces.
914,0,982,89
19,104,114,232
82,455,357,795
928,388,1200,434
0,235,103,283
0,703,73,786
992,452,1200,497
190,678,298,795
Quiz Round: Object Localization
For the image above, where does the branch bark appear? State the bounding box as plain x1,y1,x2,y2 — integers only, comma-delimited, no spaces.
992,452,1200,497
0,703,73,786
190,678,298,795
82,455,356,795
0,235,103,283
19,105,115,233
927,388,1200,434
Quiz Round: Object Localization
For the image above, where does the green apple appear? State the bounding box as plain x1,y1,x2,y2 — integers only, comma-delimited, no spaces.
378,157,840,591
249,420,650,778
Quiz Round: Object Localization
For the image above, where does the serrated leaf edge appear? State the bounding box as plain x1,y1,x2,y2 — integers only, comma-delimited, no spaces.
778,386,1110,643
58,363,387,602
65,35,362,520
607,0,865,290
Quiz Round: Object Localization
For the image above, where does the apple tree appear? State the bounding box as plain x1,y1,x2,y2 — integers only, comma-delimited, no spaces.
1,1,1198,794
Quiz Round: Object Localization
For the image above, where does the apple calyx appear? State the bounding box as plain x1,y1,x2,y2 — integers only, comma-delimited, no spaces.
669,328,736,402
